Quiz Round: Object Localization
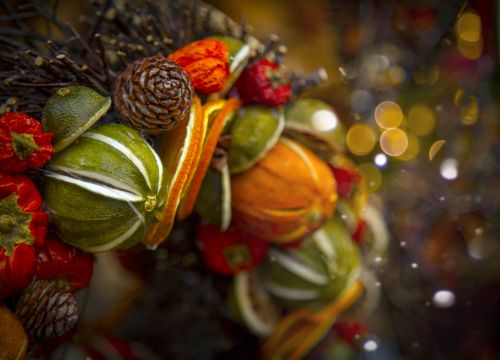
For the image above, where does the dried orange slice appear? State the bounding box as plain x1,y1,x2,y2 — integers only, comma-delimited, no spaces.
261,281,363,360
144,96,203,248
176,98,241,220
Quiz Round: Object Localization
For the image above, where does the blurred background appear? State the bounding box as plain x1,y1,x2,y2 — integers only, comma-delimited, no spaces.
2,0,499,359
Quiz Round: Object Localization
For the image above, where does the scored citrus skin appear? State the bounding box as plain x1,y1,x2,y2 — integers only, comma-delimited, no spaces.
228,270,281,337
228,106,284,174
42,86,111,152
231,137,337,244
44,123,165,252
262,218,361,311
285,99,345,150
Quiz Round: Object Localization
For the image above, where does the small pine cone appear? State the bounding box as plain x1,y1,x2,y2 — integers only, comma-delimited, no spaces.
15,280,78,339
114,55,194,135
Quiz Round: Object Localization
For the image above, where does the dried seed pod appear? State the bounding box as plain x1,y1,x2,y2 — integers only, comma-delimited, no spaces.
114,55,194,135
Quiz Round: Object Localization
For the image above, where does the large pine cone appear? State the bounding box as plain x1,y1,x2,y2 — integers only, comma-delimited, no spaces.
15,280,78,339
114,55,194,135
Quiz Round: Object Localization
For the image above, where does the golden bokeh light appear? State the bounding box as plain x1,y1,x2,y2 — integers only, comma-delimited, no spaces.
457,37,483,60
357,163,382,192
460,96,479,125
407,105,436,136
397,132,420,161
346,124,377,156
429,139,446,161
380,128,408,156
456,12,481,42
413,65,440,86
375,101,403,129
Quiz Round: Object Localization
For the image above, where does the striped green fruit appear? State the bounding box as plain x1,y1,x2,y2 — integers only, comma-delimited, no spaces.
262,218,361,311
44,123,165,252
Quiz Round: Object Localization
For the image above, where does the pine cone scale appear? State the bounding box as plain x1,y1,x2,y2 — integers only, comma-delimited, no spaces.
15,280,78,340
114,55,193,135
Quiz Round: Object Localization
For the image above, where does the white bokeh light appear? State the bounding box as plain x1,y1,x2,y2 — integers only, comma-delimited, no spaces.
374,153,388,167
311,110,338,132
440,158,458,180
363,340,378,352
432,290,456,308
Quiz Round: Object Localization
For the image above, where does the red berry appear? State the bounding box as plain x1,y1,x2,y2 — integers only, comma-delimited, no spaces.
196,222,269,276
234,59,291,107
333,321,367,345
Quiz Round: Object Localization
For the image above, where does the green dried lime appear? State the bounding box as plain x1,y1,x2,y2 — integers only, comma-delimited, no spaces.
262,218,361,311
228,106,284,174
285,99,345,158
42,86,111,152
44,123,165,252
194,164,231,231
228,270,281,337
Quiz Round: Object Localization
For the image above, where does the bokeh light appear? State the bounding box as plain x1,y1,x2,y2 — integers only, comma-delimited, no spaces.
363,340,378,352
457,37,483,60
346,124,377,156
380,128,408,156
429,140,446,161
432,290,456,308
456,12,481,42
397,132,420,161
357,163,382,192
413,65,440,85
456,12,483,60
375,101,403,129
460,96,479,125
310,109,339,131
440,158,458,180
374,153,388,167
407,105,436,135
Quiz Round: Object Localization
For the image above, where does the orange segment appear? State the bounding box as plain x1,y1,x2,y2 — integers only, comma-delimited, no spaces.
177,98,241,220
180,100,226,199
261,281,363,360
144,97,203,247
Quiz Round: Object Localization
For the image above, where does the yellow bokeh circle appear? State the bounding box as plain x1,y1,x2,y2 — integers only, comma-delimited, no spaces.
380,128,408,156
397,132,420,161
456,12,481,42
346,124,377,156
375,101,403,129
407,105,436,136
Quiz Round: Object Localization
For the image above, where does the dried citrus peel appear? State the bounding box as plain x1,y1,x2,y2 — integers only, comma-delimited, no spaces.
177,98,240,220
144,96,203,247
261,280,363,360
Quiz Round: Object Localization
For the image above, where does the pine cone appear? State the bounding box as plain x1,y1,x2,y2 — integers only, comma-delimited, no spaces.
114,55,194,135
15,280,78,339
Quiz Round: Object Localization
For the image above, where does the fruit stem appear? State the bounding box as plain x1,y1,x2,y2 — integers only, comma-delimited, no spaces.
11,132,41,160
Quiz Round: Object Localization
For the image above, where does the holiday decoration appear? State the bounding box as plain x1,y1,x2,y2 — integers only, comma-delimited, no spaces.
235,58,292,106
0,305,28,360
15,279,78,339
169,38,231,94
231,138,337,243
262,218,361,310
42,86,111,152
0,112,54,173
196,222,269,276
227,105,284,174
36,235,94,291
114,56,194,135
0,172,48,300
44,123,166,252
0,0,415,358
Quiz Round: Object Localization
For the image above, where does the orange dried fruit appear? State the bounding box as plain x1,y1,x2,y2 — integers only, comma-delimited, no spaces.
144,96,203,247
231,137,337,244
177,98,240,220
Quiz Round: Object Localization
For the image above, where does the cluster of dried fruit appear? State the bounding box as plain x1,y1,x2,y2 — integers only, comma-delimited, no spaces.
0,1,388,358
